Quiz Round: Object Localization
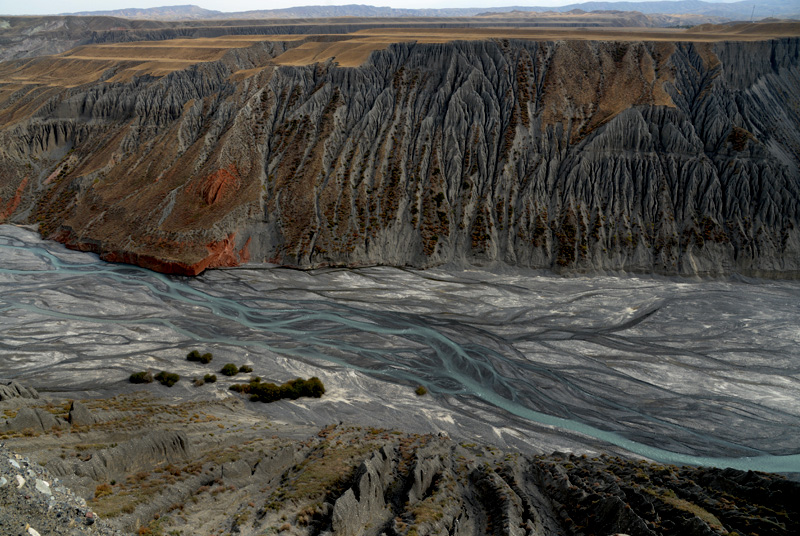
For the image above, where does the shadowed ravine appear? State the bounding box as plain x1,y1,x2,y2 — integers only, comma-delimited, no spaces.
1,224,799,473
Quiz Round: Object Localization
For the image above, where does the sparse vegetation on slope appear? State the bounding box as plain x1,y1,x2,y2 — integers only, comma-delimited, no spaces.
1,384,797,536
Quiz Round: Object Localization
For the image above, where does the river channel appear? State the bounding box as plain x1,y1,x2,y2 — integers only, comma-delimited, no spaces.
1,224,798,473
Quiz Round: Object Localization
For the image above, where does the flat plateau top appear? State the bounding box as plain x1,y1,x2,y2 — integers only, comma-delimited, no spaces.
272,23,800,66
0,22,798,87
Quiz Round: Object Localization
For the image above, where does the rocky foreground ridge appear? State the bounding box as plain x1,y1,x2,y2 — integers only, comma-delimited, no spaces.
1,381,798,536
1,28,799,276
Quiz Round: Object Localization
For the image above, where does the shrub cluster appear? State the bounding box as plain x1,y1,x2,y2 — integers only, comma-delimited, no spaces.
186,350,213,364
203,374,217,383
415,385,428,396
129,371,153,384
220,363,239,376
154,371,180,387
230,377,325,403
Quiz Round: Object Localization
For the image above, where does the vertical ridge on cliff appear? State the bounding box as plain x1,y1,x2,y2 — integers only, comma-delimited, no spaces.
0,35,798,276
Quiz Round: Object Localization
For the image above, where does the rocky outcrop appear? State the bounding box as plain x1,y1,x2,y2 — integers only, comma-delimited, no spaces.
0,380,39,401
277,430,800,536
1,35,798,277
407,448,443,505
2,407,65,433
47,431,192,485
328,446,397,536
0,444,120,536
67,401,97,426
3,419,797,536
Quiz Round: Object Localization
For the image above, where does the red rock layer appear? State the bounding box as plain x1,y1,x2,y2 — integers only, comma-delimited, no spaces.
0,177,28,223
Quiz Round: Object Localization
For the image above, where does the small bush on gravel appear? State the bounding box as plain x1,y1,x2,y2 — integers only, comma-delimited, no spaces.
154,371,180,387
220,363,239,376
239,365,253,373
129,371,153,384
187,350,213,364
203,374,217,383
415,385,428,396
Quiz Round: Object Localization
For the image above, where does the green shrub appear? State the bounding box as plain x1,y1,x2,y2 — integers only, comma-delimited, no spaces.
203,374,217,383
129,371,153,384
154,371,180,387
415,385,428,396
187,350,213,364
250,382,281,402
220,363,239,376
239,365,253,373
231,377,325,403
229,384,250,394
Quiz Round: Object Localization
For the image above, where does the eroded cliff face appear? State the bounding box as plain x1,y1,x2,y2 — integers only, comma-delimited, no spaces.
1,37,798,276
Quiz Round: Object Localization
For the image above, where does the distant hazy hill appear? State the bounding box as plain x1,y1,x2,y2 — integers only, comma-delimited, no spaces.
550,0,799,19
63,1,799,20
63,4,223,20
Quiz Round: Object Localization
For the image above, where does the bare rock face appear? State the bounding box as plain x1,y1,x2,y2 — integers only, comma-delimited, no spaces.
329,446,397,536
47,431,192,487
1,417,796,536
67,401,97,426
0,380,39,401
2,407,65,433
1,36,798,277
329,447,397,536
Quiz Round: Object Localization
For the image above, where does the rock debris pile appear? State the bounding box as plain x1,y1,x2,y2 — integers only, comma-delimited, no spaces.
0,443,120,536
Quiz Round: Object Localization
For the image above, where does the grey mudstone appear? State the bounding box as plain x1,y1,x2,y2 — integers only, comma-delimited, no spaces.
2,39,799,279
67,401,97,426
408,451,444,505
4,407,65,432
0,380,39,400
47,431,192,483
331,446,396,536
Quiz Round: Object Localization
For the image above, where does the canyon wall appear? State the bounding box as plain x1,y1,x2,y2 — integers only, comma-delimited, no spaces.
1,37,798,276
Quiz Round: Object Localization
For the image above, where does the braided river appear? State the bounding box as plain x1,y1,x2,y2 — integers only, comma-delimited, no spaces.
1,224,799,472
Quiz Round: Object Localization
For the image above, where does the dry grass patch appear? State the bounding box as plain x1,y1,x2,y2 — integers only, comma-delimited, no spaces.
265,431,383,510
645,488,725,531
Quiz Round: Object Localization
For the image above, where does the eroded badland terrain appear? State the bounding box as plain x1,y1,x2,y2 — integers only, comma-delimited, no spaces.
1,9,800,536
1,16,798,276
2,379,798,536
